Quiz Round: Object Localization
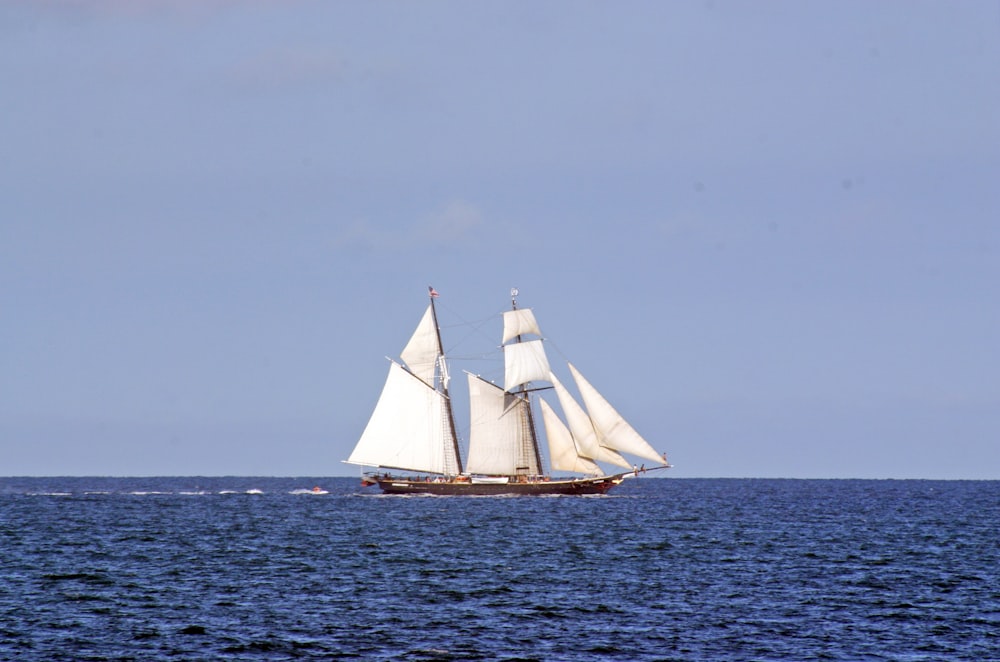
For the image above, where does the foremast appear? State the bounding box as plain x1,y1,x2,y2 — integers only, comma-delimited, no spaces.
505,287,545,477
498,289,670,479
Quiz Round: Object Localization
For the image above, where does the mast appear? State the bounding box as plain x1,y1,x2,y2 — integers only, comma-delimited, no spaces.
509,288,545,476
428,286,464,475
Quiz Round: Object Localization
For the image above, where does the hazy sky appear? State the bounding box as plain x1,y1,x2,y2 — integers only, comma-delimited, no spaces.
3,1,998,478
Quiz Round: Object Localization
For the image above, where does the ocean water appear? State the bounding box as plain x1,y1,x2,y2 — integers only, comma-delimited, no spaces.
1,478,997,661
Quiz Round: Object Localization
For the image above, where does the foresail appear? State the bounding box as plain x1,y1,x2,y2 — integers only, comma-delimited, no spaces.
465,373,526,476
347,361,459,474
503,339,551,392
549,372,632,470
568,363,664,465
400,304,439,386
539,397,602,475
502,308,543,344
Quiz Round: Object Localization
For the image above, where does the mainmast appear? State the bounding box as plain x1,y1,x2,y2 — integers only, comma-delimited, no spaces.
428,286,464,475
509,288,545,476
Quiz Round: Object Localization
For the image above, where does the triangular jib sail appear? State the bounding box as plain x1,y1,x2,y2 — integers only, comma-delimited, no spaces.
568,363,664,465
538,397,603,475
548,371,632,470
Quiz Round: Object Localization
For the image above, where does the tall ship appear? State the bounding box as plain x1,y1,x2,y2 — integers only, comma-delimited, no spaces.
345,287,671,495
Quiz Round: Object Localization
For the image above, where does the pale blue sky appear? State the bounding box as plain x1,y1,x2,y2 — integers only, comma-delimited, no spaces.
2,1,998,478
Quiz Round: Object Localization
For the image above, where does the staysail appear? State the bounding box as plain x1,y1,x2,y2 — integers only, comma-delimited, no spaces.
568,363,663,465
548,371,632,470
538,397,603,475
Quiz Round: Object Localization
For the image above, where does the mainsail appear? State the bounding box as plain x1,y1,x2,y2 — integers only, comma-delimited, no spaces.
346,361,460,474
346,289,462,476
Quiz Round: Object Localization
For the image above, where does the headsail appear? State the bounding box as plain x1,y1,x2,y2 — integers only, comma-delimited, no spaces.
538,397,603,475
568,363,663,465
549,371,632,470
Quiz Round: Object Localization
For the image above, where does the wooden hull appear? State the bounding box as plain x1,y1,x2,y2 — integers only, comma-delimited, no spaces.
367,474,629,496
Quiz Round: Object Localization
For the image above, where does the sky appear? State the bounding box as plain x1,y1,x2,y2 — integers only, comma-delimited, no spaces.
2,1,998,478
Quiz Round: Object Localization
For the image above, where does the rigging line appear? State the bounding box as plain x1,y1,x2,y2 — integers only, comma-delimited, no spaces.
448,351,503,360
438,315,496,330
444,317,500,353
433,298,507,356
541,335,571,366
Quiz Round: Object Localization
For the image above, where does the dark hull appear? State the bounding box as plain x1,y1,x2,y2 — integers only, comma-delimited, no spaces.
369,474,629,496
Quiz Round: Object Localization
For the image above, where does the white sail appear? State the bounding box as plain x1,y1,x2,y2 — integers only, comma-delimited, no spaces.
502,308,543,343
538,397,602,475
549,371,632,470
569,363,664,465
465,373,526,475
347,361,459,474
504,339,551,392
400,304,438,386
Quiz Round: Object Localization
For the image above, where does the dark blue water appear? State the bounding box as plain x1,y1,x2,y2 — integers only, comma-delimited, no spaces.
1,478,997,661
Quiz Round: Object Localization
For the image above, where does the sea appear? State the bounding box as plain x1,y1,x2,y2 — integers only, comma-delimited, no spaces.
1,477,997,661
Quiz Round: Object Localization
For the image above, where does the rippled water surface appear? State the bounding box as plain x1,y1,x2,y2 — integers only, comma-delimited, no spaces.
1,477,998,660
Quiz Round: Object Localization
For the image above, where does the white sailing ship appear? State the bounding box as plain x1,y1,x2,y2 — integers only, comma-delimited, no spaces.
345,287,670,495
